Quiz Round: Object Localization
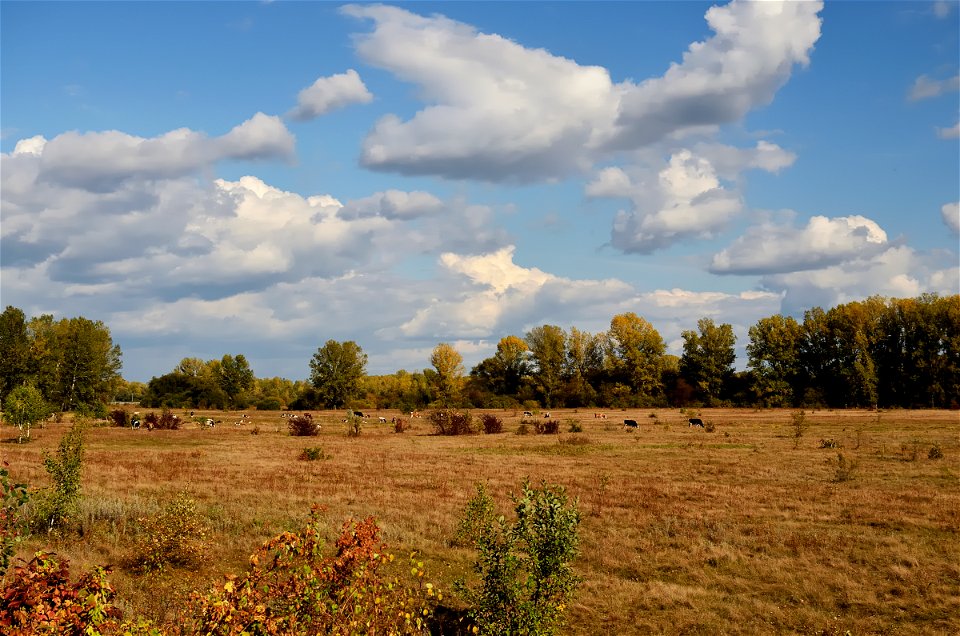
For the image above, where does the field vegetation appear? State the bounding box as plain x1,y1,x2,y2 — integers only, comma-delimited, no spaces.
2,407,957,634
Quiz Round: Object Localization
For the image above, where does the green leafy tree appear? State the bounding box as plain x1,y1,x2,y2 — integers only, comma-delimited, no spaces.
747,314,802,406
430,342,464,407
563,327,604,406
526,325,566,408
309,340,368,408
473,336,530,399
216,354,255,407
605,312,666,402
456,481,581,636
0,306,32,403
37,317,122,412
680,318,736,405
3,384,48,443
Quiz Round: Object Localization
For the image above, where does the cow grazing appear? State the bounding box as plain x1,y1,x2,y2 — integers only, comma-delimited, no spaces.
378,417,387,424
688,418,704,428
624,419,639,428
353,411,365,418
523,411,533,417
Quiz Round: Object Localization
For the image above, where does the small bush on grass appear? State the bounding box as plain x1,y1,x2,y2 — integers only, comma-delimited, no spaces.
393,417,409,433
346,415,363,437
790,410,809,449
1,465,30,576
431,410,475,435
288,413,319,436
567,419,582,433
928,444,944,460
704,421,715,433
481,414,503,434
455,481,581,636
534,419,560,435
131,493,209,572
0,552,135,634
189,509,438,635
298,446,326,461
819,438,841,449
33,424,85,532
833,453,858,483
516,422,530,435
108,409,130,427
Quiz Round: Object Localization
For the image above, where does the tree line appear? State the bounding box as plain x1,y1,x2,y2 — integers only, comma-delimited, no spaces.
1,294,957,416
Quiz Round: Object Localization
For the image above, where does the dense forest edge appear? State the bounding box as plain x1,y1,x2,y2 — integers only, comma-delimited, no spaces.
1,294,958,424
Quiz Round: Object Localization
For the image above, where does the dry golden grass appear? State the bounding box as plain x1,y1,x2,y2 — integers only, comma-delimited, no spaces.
3,407,959,634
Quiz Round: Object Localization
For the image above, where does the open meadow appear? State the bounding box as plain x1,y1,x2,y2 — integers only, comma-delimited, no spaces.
3,408,959,635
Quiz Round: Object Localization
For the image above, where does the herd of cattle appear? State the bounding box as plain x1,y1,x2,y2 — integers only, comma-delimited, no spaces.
127,409,710,431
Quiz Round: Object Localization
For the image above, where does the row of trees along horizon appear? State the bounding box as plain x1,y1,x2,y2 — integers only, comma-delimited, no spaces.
1,293,957,418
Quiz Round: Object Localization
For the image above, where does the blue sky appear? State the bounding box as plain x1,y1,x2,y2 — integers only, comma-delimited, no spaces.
2,1,958,383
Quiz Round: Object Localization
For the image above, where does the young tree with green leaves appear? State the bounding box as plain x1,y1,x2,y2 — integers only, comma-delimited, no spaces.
216,354,255,407
4,384,48,443
309,340,368,408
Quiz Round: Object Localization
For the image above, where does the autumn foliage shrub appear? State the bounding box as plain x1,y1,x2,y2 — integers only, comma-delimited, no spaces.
130,493,209,572
189,508,438,635
0,552,121,634
480,414,503,434
431,410,475,436
108,409,130,427
288,413,319,436
534,419,560,435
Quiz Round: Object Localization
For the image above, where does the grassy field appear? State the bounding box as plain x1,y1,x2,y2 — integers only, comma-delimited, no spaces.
3,407,959,634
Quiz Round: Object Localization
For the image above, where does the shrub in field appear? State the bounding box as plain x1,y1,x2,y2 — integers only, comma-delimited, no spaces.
534,419,560,435
790,410,808,448
131,493,208,572
393,417,409,433
154,408,180,430
33,424,85,532
833,453,857,482
455,481,581,636
108,409,130,427
928,444,944,460
481,414,503,434
704,421,715,433
1,465,30,576
0,552,121,634
288,413,319,436
431,410,475,436
298,446,326,461
819,438,841,449
0,552,159,635
516,422,530,435
189,510,437,635
346,416,363,437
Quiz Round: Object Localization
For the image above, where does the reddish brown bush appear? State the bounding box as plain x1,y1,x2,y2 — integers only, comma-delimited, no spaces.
481,414,503,434
288,413,319,436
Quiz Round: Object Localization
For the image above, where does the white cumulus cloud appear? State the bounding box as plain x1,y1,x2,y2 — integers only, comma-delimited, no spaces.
604,150,743,253
942,202,960,235
341,1,821,182
33,113,294,191
710,214,889,275
288,69,373,121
